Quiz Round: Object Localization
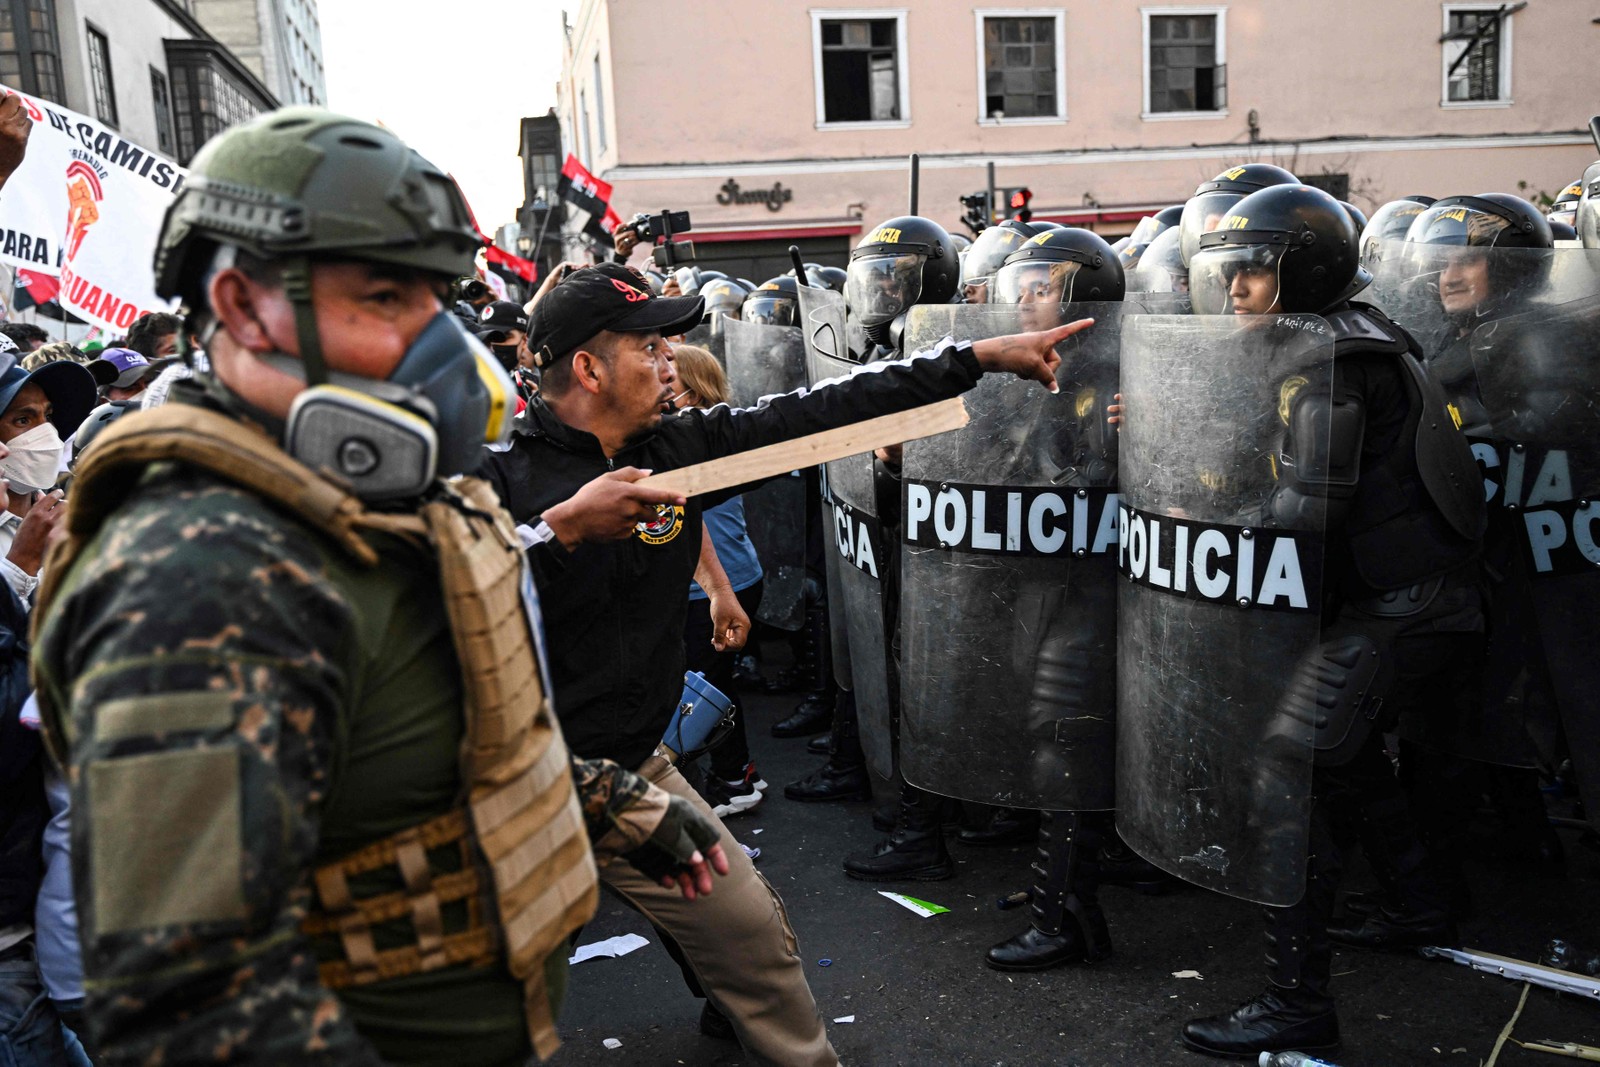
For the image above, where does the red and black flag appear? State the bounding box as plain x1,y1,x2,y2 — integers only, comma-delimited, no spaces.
557,154,613,221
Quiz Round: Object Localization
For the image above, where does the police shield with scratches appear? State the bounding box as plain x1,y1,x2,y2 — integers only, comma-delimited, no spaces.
1121,184,1485,1059
1470,293,1600,833
721,310,809,631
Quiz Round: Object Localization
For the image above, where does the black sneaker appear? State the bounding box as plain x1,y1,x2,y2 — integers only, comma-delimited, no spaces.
702,773,763,819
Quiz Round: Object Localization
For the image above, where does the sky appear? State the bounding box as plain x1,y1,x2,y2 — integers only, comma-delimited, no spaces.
320,0,575,231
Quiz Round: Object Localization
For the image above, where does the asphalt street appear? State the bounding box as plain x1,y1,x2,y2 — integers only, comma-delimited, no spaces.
550,646,1599,1067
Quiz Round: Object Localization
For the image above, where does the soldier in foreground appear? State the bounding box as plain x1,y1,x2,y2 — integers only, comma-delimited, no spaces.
32,109,726,1066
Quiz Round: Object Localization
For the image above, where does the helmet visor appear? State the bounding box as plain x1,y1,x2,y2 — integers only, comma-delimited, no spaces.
701,282,744,319
846,253,923,327
1190,244,1287,316
1397,243,1500,319
1179,190,1246,267
743,294,797,326
1126,229,1187,293
1578,184,1600,249
993,260,1083,305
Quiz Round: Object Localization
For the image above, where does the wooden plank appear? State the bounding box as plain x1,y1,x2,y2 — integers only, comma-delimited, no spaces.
639,396,969,498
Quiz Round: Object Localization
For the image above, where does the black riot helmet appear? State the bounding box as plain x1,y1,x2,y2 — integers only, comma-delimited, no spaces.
958,219,1037,303
1549,217,1578,241
1549,178,1583,229
1358,195,1435,272
1126,204,1185,247
949,233,973,255
1339,201,1369,236
742,275,801,326
800,264,847,293
1407,193,1553,250
699,276,750,320
1574,161,1600,248
1126,225,1188,293
1401,193,1554,319
994,227,1126,304
846,215,960,328
1179,163,1300,268
1190,184,1365,316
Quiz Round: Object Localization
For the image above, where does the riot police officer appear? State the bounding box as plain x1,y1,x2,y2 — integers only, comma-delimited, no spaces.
1177,162,1300,267
742,275,803,327
958,219,1039,304
1173,184,1485,1058
1357,194,1435,274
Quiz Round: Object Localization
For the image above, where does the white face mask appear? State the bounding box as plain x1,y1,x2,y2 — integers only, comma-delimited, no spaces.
1,422,63,495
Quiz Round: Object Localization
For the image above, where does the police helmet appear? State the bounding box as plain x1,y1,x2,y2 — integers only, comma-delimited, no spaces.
1402,193,1554,313
960,219,1038,300
1550,178,1583,229
1190,184,1364,316
804,265,848,293
993,227,1126,305
699,277,749,320
846,215,960,327
1126,226,1188,294
1179,163,1300,268
743,275,801,326
1359,195,1436,272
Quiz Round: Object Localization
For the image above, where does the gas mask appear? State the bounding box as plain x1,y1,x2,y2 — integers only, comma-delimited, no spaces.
281,312,515,502
1,422,65,494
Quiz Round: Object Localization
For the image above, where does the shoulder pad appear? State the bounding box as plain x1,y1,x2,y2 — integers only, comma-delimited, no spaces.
1323,305,1409,355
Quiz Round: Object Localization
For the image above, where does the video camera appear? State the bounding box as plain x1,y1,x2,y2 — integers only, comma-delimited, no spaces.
625,209,696,269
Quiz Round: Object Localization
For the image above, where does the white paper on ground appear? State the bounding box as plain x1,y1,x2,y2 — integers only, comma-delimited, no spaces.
833,1015,856,1023
570,933,650,965
603,1038,622,1049
1171,969,1204,980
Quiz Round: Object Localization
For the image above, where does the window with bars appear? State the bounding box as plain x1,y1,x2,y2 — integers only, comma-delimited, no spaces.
150,67,173,155
982,16,1059,119
0,0,62,103
819,17,901,123
86,23,116,127
1147,12,1225,113
1444,8,1505,102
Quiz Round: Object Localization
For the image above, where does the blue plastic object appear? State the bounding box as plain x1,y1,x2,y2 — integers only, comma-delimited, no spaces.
661,671,735,757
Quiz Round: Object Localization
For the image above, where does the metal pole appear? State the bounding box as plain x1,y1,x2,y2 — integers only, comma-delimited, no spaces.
987,161,997,227
908,153,920,216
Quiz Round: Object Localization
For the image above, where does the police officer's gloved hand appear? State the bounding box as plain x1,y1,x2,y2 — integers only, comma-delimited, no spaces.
621,795,723,884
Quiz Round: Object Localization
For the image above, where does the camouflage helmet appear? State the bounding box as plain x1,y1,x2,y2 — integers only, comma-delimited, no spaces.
154,106,481,306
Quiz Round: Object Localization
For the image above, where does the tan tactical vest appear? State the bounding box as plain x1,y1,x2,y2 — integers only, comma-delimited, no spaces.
37,404,598,1060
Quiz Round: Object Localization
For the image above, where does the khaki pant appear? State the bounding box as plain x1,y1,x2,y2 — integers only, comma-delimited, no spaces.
599,752,838,1067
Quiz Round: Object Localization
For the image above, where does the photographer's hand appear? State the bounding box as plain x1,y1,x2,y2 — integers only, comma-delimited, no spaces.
529,261,579,309
613,228,640,260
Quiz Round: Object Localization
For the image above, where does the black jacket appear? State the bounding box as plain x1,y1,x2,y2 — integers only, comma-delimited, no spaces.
482,339,983,770
0,580,43,929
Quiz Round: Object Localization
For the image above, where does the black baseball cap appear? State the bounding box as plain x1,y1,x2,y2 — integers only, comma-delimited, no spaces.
474,300,530,342
529,262,704,367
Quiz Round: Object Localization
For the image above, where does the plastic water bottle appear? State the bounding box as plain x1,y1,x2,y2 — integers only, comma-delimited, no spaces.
1258,1053,1344,1067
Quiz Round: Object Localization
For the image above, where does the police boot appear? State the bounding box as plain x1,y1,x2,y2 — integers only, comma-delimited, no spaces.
1328,785,1459,951
1182,839,1341,1057
772,604,835,737
806,734,831,755
784,690,871,803
958,806,1041,847
986,811,1112,971
843,784,955,882
1098,829,1178,894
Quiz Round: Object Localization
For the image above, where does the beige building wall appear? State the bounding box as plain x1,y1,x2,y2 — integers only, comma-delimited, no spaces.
556,0,1597,269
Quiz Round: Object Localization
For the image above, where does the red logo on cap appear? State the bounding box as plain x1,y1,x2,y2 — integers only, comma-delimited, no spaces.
611,277,649,303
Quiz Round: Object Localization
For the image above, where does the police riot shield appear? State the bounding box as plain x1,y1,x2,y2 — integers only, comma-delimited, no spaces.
682,316,725,367
1471,294,1600,825
1369,242,1600,766
898,302,1123,810
1116,314,1334,906
723,316,809,631
798,283,896,777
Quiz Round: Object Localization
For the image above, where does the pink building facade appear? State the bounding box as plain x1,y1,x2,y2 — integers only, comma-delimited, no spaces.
554,0,1597,279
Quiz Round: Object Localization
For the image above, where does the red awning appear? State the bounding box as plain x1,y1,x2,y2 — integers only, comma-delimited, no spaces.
689,223,862,245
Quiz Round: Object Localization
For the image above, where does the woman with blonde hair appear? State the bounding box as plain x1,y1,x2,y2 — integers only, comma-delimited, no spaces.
668,344,769,817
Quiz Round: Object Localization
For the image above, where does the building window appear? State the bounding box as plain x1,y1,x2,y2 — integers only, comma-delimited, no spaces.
1142,7,1227,118
86,23,116,127
577,87,591,164
811,10,909,127
1442,6,1511,106
0,0,62,103
1301,172,1350,201
592,54,606,152
165,40,272,164
150,67,173,155
975,10,1065,123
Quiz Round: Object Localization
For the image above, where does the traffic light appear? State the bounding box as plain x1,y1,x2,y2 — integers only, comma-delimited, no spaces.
959,190,989,236
1010,187,1033,224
